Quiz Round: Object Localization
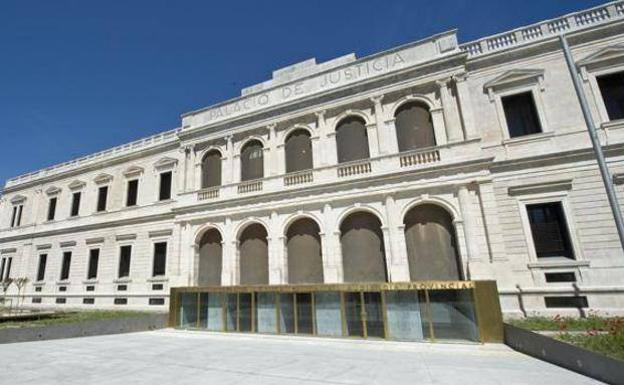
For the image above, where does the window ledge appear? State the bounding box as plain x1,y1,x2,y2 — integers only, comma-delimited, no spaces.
153,199,174,206
55,280,71,285
32,281,45,286
82,279,98,284
147,276,169,283
527,259,589,269
502,131,554,147
601,119,624,131
113,278,132,283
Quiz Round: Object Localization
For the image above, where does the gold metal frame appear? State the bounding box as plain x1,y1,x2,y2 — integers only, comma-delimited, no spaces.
169,280,503,344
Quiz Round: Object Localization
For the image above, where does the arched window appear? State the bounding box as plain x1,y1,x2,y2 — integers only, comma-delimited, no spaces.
239,223,269,285
403,204,461,280
340,211,387,282
335,116,370,163
197,229,222,286
286,218,323,283
201,150,222,188
395,102,435,152
240,140,264,181
285,129,313,173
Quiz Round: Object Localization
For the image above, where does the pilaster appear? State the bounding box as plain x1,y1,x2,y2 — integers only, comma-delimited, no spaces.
454,72,479,140
437,78,463,143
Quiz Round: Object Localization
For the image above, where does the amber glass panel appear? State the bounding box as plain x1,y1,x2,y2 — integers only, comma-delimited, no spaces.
428,290,478,342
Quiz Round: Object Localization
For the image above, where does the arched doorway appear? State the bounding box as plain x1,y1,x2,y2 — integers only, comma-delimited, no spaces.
286,217,323,284
340,211,387,282
197,228,223,286
285,129,313,173
394,102,435,152
335,116,370,163
201,149,222,188
403,204,462,280
239,223,269,284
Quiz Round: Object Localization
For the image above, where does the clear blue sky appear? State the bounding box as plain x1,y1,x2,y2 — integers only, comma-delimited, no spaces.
0,0,607,187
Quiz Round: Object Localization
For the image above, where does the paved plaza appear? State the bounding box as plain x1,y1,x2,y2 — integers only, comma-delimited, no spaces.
0,330,602,384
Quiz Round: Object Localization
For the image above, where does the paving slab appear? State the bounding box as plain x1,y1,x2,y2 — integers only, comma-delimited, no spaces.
0,329,603,384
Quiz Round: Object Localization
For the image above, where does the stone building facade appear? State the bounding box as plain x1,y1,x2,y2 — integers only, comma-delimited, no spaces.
1,2,624,317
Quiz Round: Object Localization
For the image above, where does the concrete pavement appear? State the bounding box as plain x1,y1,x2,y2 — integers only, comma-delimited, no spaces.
0,329,603,384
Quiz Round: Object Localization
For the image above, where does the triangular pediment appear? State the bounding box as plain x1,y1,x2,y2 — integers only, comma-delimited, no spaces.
68,180,86,190
93,173,113,184
578,44,624,67
45,186,61,195
10,194,27,204
483,69,545,91
153,156,178,169
123,166,144,177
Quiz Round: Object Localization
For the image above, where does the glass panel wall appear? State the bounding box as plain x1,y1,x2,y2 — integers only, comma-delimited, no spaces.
173,282,489,343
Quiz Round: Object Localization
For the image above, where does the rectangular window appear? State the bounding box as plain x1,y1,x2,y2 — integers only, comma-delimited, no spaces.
70,192,81,217
37,254,47,282
10,206,18,227
545,296,588,308
96,186,108,212
47,198,57,221
126,180,138,207
597,71,624,121
60,251,72,280
118,245,132,278
152,242,167,277
545,272,576,283
527,202,574,259
83,298,95,305
87,249,99,279
159,171,172,201
502,92,542,138
2,257,12,280
11,205,23,228
114,298,128,305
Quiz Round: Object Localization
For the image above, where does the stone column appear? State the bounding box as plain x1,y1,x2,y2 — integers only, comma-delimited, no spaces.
453,72,479,140
370,95,387,154
268,124,279,176
384,195,410,282
384,118,400,154
321,203,341,283
315,110,333,166
225,135,234,185
365,115,381,158
268,211,285,284
222,217,235,285
430,106,448,146
437,78,463,143
178,146,190,192
457,185,480,262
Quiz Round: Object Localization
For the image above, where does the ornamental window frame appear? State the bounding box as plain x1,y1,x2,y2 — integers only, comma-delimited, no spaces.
484,69,550,142
577,44,624,126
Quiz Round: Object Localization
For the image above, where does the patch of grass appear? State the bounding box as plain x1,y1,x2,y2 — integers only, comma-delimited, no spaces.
509,314,624,362
557,332,624,362
508,314,613,332
0,310,150,329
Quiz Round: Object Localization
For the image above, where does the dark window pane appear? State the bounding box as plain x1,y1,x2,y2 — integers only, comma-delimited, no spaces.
16,205,23,226
97,186,108,212
545,296,588,308
37,254,47,281
285,130,313,172
126,180,138,206
88,249,99,279
119,245,132,278
0,259,5,280
395,103,436,152
241,140,264,181
10,206,17,227
60,251,72,280
502,92,542,138
336,117,370,163
527,202,574,259
5,258,11,279
70,192,81,217
597,72,624,121
545,272,576,283
201,150,222,188
47,198,57,221
152,242,167,277
159,172,172,201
